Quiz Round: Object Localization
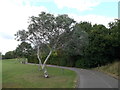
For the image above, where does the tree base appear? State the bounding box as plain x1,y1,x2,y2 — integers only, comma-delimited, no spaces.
44,74,49,78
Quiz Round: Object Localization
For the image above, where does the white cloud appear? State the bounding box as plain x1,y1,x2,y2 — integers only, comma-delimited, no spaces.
54,0,119,11
0,0,117,54
0,37,20,55
0,0,48,54
54,0,99,11
68,14,115,27
93,0,119,2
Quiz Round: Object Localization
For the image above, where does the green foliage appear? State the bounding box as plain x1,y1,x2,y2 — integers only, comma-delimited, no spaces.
27,20,119,69
48,51,67,66
15,42,33,58
75,59,85,68
4,51,16,59
27,54,38,64
75,58,91,68
77,21,92,33
14,12,119,69
64,24,88,56
81,21,120,68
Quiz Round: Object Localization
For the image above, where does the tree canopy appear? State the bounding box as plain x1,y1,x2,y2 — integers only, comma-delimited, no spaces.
13,12,120,71
15,12,86,77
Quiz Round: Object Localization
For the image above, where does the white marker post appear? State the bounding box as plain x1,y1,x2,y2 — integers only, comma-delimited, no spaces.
0,52,2,90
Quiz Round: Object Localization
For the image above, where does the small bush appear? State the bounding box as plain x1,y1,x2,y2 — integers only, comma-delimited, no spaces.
75,59,86,68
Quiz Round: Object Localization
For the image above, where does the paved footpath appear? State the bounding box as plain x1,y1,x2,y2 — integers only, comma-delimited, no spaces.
47,65,119,88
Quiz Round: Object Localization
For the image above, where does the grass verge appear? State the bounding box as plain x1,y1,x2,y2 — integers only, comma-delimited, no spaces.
2,59,77,88
93,61,120,79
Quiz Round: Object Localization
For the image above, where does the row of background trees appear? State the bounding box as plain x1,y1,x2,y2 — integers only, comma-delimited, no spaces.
2,12,120,69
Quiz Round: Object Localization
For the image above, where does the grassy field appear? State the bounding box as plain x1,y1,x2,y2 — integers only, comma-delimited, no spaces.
93,61,120,79
2,59,77,88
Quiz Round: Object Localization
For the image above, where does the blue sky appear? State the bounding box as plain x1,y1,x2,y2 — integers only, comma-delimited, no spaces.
0,0,119,54
32,1,117,17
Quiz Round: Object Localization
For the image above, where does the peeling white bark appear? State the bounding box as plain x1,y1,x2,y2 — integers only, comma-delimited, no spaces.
36,45,53,78
37,46,42,71
42,50,52,70
43,67,49,78
42,50,52,78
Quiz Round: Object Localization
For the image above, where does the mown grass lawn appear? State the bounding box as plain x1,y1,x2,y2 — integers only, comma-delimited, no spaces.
2,59,77,88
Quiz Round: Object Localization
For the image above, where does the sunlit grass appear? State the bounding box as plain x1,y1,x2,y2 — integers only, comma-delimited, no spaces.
2,59,77,88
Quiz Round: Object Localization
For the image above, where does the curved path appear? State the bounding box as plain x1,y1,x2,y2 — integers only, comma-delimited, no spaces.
47,65,119,88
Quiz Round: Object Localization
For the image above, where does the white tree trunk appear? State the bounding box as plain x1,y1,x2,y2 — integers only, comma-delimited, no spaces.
42,50,52,70
43,66,49,78
42,50,52,78
37,46,42,71
37,46,53,78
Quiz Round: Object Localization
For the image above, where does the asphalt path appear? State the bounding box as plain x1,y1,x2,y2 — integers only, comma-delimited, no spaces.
47,65,119,88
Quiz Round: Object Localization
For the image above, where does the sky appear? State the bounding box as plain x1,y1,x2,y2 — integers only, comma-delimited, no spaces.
0,0,119,55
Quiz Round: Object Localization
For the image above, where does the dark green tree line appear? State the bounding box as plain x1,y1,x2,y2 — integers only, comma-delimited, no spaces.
5,12,119,70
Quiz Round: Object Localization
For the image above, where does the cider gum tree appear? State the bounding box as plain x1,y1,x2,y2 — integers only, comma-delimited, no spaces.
15,12,75,78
